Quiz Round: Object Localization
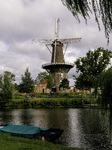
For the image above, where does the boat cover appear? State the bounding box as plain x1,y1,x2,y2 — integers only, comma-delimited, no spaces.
0,124,48,138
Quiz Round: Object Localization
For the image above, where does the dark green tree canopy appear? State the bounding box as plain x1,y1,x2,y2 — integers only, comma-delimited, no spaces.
60,78,69,89
74,47,112,90
4,71,15,82
47,73,54,90
19,68,34,93
0,75,2,88
99,67,112,109
61,0,112,42
0,71,15,101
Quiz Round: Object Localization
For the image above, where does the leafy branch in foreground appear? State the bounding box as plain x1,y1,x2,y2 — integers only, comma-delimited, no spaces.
61,0,112,42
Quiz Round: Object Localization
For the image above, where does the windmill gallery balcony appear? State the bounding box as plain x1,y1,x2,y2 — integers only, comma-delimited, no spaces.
42,62,74,73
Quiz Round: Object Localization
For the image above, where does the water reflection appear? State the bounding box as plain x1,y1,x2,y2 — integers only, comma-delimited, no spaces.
78,109,111,149
20,109,35,126
0,110,13,124
0,108,112,150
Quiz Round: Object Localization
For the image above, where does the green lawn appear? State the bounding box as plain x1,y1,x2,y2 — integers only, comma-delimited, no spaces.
0,134,83,150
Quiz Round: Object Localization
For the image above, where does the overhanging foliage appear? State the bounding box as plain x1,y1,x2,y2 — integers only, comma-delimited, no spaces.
61,0,112,42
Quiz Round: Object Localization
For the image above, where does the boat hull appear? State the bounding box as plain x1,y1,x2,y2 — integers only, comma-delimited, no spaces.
35,128,63,142
0,124,63,142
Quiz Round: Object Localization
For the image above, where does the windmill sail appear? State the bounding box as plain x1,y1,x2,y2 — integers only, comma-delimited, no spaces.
33,18,81,93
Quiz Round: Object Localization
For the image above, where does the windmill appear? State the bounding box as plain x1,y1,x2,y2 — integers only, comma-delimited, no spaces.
33,18,81,92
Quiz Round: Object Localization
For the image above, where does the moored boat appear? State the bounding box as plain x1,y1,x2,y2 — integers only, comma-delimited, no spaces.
0,124,63,142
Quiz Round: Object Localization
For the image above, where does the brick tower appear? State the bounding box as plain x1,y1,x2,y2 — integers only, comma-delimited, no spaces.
42,40,74,92
34,18,81,92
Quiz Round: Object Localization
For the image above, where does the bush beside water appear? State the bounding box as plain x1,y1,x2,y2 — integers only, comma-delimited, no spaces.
2,93,97,109
0,92,98,109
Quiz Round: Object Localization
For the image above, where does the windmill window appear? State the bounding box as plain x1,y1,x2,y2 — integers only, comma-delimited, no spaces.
61,73,63,78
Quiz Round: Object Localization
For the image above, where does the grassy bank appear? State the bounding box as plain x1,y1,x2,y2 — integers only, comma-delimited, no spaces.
0,134,83,150
11,98,83,108
0,92,98,109
7,97,94,109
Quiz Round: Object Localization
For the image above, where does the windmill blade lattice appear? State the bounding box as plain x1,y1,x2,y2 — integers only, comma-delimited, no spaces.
59,38,81,44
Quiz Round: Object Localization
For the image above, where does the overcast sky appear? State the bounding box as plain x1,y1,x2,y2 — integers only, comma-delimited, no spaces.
0,0,112,86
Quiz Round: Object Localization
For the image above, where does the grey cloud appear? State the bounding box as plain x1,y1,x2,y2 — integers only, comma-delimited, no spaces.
0,0,111,86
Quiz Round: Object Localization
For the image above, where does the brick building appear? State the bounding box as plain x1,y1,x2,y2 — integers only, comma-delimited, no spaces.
34,79,50,93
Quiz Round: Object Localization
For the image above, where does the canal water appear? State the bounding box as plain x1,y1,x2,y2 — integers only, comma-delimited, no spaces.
0,108,112,150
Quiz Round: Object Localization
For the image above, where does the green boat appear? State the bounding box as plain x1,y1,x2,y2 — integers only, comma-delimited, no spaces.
0,124,63,142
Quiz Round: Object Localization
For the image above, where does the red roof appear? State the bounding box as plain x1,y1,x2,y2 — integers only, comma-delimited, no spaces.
40,79,47,85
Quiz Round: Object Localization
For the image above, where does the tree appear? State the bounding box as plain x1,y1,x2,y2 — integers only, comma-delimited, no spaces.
47,73,54,90
35,72,48,85
0,71,15,101
60,78,69,89
0,75,2,88
99,67,112,109
73,73,87,90
4,71,15,81
14,83,19,91
19,68,34,93
74,47,112,92
61,0,112,42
